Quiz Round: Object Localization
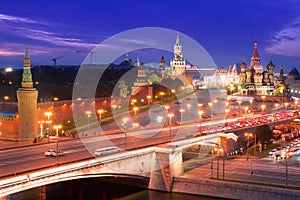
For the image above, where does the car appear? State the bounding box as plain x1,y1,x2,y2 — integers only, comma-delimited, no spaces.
45,149,54,156
269,149,277,156
51,150,64,157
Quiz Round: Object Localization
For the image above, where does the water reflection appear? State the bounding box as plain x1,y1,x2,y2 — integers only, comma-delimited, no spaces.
6,178,223,200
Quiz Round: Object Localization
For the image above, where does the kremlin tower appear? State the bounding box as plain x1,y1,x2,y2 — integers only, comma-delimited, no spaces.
17,47,39,141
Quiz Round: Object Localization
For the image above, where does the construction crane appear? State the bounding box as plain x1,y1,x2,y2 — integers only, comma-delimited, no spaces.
52,56,64,66
76,50,95,64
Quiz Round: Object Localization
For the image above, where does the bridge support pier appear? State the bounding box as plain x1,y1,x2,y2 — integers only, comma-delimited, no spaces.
148,150,183,192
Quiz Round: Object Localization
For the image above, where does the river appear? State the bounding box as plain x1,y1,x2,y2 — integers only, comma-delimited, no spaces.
4,178,226,200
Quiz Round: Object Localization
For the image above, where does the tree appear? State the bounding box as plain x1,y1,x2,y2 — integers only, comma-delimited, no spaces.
118,80,129,97
254,125,273,145
148,73,160,84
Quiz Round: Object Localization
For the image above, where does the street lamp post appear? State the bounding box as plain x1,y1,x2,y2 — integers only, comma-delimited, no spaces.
159,91,165,103
38,120,45,138
45,112,52,136
133,107,138,122
146,95,152,106
285,151,293,188
97,109,104,125
198,110,203,134
111,104,117,115
249,99,253,108
131,99,137,105
167,113,174,138
85,111,91,130
53,124,62,166
225,101,229,108
275,103,279,111
261,95,266,104
122,117,129,149
208,102,213,117
237,100,242,116
179,109,185,122
284,102,289,110
261,104,266,116
244,106,249,123
225,108,230,126
186,104,191,115
245,132,253,161
213,146,224,180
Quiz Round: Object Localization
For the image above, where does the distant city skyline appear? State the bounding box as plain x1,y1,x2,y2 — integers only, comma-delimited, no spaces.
0,0,299,72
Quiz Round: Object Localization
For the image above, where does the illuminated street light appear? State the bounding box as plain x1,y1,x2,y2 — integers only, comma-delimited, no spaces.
186,104,191,114
225,108,230,125
261,95,266,104
212,145,224,180
179,109,185,121
198,110,204,134
85,111,91,129
225,102,229,108
244,106,249,122
111,104,117,115
164,105,170,113
122,117,129,149
245,132,253,161
38,120,45,138
97,109,104,125
45,112,52,136
249,99,253,108
146,95,152,106
45,112,52,120
275,103,279,110
171,89,175,100
284,102,289,110
53,124,62,166
261,104,266,115
167,113,174,138
133,107,138,122
208,102,213,116
159,91,165,103
237,100,242,116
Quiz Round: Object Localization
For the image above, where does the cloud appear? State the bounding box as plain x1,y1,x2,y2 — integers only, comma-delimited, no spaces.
0,13,97,49
0,13,39,24
265,17,300,56
24,28,97,48
0,42,56,57
118,38,158,46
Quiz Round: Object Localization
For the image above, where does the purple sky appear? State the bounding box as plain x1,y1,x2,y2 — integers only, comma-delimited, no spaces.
0,0,299,72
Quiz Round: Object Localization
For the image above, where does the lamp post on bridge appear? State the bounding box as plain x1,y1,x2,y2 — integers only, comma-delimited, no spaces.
167,113,174,138
198,110,203,134
97,109,104,126
53,124,62,166
122,117,129,149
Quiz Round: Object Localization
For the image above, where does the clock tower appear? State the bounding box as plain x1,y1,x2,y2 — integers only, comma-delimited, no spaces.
170,32,186,76
17,46,39,141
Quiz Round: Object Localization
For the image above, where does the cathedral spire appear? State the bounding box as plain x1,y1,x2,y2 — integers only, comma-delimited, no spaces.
250,41,260,67
176,31,180,45
21,46,33,88
25,45,29,59
135,52,140,67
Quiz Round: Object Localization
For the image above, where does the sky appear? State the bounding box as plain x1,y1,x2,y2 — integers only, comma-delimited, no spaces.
0,0,300,72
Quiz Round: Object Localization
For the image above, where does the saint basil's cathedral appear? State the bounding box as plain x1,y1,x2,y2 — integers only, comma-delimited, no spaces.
238,41,285,96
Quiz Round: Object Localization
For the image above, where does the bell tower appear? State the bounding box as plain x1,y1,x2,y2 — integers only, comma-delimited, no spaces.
17,46,39,141
170,32,186,76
